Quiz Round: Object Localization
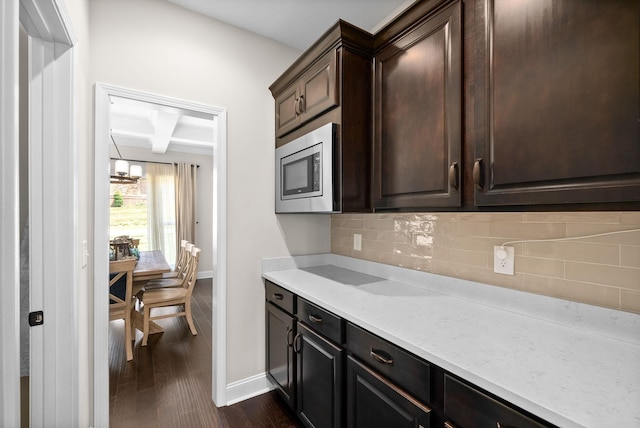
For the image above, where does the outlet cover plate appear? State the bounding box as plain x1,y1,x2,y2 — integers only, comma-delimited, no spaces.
353,234,362,251
494,245,515,275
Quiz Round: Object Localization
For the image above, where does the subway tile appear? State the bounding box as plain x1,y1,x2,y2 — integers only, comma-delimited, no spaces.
376,213,399,220
488,221,566,240
524,212,621,224
621,246,640,268
516,256,565,278
433,261,522,290
620,212,640,225
330,212,638,314
365,239,396,254
378,251,417,269
334,228,357,238
522,275,620,309
565,262,640,291
433,246,488,268
620,289,640,314
522,241,620,265
434,221,490,237
357,249,382,263
347,213,368,220
448,212,525,223
331,243,346,255
364,218,395,230
393,242,432,259
434,235,493,252
565,224,640,245
336,219,365,229
374,230,399,242
400,254,433,272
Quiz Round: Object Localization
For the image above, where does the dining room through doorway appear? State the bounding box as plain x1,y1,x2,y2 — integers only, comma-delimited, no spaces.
95,84,227,425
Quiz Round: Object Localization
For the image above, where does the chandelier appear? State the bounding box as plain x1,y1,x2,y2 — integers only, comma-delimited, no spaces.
110,135,142,184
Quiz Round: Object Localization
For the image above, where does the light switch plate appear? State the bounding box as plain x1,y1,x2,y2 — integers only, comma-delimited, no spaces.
494,245,514,275
82,240,89,268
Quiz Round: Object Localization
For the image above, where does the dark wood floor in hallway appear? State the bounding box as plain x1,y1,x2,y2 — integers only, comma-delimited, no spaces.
109,278,303,428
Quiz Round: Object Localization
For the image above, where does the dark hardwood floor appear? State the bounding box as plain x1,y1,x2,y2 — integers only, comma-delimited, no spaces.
109,278,303,428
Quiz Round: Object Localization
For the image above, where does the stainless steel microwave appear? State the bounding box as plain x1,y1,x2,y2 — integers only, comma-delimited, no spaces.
275,123,338,213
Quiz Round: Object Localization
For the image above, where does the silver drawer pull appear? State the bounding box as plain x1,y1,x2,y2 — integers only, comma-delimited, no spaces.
308,314,323,324
370,348,394,365
272,293,284,300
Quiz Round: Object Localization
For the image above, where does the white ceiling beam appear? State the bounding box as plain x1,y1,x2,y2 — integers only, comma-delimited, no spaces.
151,110,180,154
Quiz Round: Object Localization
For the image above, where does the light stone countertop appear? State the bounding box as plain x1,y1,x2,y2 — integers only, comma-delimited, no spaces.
262,254,640,428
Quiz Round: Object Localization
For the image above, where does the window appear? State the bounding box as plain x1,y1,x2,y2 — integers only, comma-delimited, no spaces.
109,162,177,267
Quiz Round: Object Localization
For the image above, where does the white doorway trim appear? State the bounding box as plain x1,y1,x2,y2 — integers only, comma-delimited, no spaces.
1,0,77,426
0,2,21,426
93,83,228,427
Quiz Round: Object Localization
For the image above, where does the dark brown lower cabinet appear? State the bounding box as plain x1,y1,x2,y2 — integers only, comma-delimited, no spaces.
295,322,344,428
266,282,556,428
444,374,550,428
266,302,296,408
346,356,431,428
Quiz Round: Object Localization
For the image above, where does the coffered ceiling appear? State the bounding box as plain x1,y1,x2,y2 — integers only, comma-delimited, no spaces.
110,96,215,155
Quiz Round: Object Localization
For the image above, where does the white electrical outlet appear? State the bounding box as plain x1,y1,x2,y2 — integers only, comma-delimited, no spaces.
353,233,362,251
493,245,515,275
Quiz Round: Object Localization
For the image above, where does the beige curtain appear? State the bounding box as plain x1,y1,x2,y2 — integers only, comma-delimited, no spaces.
147,163,177,266
174,163,197,256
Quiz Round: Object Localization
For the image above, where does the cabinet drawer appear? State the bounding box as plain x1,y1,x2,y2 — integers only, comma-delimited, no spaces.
346,322,430,404
298,298,343,344
444,374,552,428
265,280,295,315
347,356,431,428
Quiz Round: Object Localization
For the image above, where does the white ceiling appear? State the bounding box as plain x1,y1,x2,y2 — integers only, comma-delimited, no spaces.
112,1,416,156
167,0,416,51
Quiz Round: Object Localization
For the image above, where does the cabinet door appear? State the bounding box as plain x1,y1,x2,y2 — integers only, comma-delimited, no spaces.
266,303,296,408
295,322,344,428
299,50,338,126
275,84,300,138
275,50,338,138
374,1,462,210
346,356,431,428
474,0,640,206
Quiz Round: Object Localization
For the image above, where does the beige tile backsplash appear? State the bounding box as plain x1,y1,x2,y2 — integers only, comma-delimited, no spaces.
331,212,640,314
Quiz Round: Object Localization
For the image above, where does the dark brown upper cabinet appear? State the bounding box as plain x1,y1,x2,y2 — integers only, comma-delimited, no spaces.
373,0,462,210
274,50,338,138
473,0,640,206
270,20,374,212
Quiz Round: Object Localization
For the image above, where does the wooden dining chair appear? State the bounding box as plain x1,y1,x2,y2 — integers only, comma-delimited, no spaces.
109,258,137,361
138,246,201,346
142,243,194,291
161,240,190,279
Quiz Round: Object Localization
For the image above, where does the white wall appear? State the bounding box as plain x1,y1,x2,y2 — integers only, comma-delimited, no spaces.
89,0,330,387
60,0,92,425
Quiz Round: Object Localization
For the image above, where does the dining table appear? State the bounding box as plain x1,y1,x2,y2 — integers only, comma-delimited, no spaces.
133,250,171,281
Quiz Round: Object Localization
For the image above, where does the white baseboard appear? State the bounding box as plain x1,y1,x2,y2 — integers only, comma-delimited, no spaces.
197,270,213,279
225,372,274,406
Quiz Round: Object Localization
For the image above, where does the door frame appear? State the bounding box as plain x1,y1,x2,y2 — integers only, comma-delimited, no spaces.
0,1,21,425
1,0,77,426
93,83,228,426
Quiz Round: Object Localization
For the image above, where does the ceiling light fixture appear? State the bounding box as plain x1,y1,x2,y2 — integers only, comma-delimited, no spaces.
110,135,142,184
